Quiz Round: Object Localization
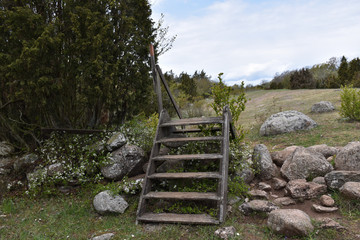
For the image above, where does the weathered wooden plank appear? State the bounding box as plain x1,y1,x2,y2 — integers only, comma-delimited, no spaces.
161,117,223,127
144,192,220,201
219,105,230,223
148,172,221,179
152,153,222,161
172,127,221,134
157,136,223,144
137,213,219,224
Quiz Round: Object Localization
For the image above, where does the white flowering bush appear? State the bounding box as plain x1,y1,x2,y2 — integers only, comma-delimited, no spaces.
118,177,144,195
29,132,112,196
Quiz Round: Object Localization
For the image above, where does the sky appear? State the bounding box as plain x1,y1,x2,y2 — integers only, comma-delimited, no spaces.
150,0,360,86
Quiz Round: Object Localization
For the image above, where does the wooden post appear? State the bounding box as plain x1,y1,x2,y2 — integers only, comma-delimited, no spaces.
150,44,163,113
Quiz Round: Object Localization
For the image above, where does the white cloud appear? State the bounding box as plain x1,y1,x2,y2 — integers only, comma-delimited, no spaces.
153,0,360,85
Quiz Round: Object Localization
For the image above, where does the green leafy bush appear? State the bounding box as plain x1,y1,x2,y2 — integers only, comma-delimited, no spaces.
340,85,360,121
210,73,247,141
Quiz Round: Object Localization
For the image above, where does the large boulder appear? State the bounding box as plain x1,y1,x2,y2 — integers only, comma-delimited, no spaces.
339,182,360,199
93,190,128,215
0,142,14,157
0,157,14,169
324,171,360,189
252,144,276,180
271,146,298,166
281,147,333,181
335,142,360,171
311,101,335,113
260,111,317,136
307,144,338,158
267,209,314,237
101,144,146,181
285,179,327,199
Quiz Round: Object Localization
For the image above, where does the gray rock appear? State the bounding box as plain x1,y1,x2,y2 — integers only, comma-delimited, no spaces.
259,182,272,192
47,163,64,176
93,190,128,215
101,144,146,181
307,144,338,158
311,101,335,113
335,142,360,171
272,177,287,190
271,146,298,166
260,111,317,136
13,153,39,172
0,157,14,169
228,196,241,205
312,204,338,213
312,177,326,185
106,132,127,151
252,144,276,180
324,171,360,189
214,226,236,239
280,147,333,181
285,179,327,199
319,195,335,207
248,189,268,200
0,142,14,157
273,197,296,206
239,200,279,215
319,217,346,231
340,182,360,199
91,233,115,240
236,167,255,184
267,209,314,237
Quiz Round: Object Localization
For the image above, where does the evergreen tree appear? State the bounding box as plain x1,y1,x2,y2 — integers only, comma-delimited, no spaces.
289,68,315,89
338,56,349,86
0,0,157,149
179,72,197,99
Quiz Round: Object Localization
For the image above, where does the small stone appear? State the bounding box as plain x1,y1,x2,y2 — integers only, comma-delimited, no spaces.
258,182,272,191
92,233,115,240
319,195,335,207
319,217,346,231
214,226,236,240
0,142,14,157
312,204,338,213
106,132,126,151
272,177,287,190
312,177,326,185
248,189,268,199
239,200,279,215
228,196,241,205
93,190,128,215
273,197,296,206
286,179,327,199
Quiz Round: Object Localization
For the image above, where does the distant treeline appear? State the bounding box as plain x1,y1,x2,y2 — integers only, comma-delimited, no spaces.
256,56,360,90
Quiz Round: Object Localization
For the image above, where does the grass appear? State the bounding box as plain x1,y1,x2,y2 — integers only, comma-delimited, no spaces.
239,89,360,149
1,89,360,239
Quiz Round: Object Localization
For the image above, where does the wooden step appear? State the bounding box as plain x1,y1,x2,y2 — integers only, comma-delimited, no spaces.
143,192,219,201
172,127,222,134
137,213,219,224
148,172,221,179
157,136,223,144
161,117,223,127
152,153,222,161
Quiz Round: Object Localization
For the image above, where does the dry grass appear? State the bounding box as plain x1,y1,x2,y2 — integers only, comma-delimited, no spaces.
239,89,360,150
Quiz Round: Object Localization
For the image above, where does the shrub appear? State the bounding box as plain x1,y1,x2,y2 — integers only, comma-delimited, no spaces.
339,85,360,121
210,73,247,141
